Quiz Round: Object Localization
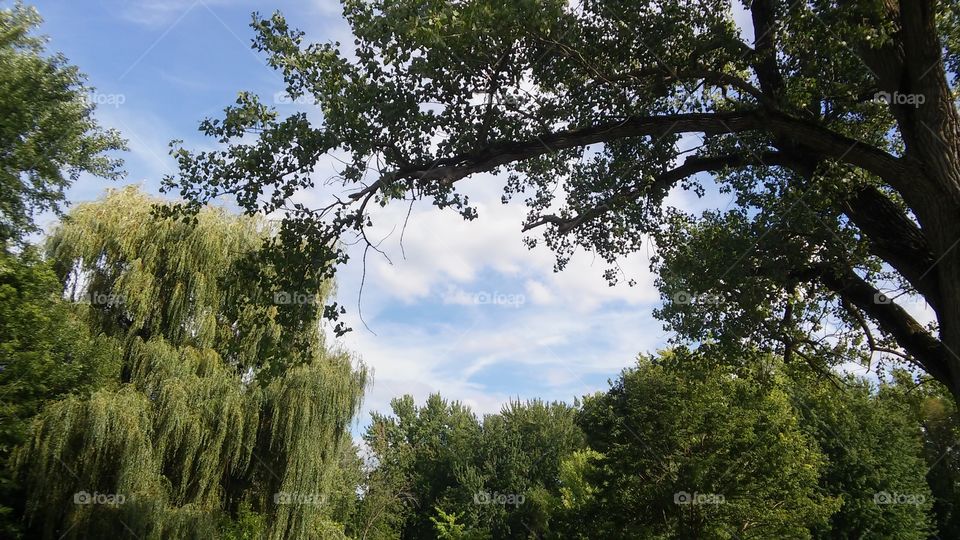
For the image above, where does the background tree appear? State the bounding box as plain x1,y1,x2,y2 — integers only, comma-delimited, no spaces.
786,368,934,538
0,2,124,245
880,371,960,538
325,441,368,538
360,394,483,539
356,349,944,538
576,348,839,538
13,188,367,539
359,395,585,539
472,399,585,538
165,0,960,402
0,247,121,538
349,439,415,540
0,4,126,532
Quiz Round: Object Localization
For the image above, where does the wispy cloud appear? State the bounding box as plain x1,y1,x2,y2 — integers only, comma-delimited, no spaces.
323,170,670,426
114,0,234,27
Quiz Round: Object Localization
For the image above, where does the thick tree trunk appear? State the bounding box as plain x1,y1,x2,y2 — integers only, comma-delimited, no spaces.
852,0,960,402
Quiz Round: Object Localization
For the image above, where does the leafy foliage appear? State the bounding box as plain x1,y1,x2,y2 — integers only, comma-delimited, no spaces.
0,247,121,538
576,349,838,538
13,188,367,539
6,3,960,539
786,368,933,538
354,349,944,538
164,0,960,404
0,2,124,244
880,371,960,538
359,395,585,539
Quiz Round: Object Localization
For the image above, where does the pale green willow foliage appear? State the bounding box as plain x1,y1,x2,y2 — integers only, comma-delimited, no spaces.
15,187,367,539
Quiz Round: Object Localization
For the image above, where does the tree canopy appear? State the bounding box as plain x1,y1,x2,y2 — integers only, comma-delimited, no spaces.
0,246,121,537
576,350,840,538
164,0,960,402
13,188,367,539
0,2,124,244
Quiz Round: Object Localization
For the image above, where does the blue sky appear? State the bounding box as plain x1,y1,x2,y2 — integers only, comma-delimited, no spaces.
26,0,768,425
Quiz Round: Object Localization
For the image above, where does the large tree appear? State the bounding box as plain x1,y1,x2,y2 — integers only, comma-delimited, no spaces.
0,2,124,244
165,1,960,399
13,188,367,539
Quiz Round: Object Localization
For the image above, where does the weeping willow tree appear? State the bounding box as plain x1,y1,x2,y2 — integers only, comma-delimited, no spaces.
14,186,367,539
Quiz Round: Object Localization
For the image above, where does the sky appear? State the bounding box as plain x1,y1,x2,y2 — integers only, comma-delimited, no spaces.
23,0,778,428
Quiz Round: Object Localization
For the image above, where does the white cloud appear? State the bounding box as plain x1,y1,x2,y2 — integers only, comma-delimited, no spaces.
311,0,344,17
327,171,660,311
316,170,672,424
524,279,554,305
337,296,667,425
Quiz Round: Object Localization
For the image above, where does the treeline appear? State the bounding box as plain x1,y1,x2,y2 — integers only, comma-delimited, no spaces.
0,154,958,539
3,189,960,539
2,191,960,539
348,351,960,539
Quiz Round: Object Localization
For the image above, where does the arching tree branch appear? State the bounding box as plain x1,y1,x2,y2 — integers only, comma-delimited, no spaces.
521,151,799,233
840,185,940,312
799,264,951,386
352,110,912,203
